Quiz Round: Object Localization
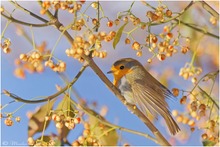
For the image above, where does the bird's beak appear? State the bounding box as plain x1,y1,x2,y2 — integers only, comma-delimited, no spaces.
107,70,113,74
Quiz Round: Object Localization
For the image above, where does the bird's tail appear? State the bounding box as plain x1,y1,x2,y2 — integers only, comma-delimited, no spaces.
164,113,180,135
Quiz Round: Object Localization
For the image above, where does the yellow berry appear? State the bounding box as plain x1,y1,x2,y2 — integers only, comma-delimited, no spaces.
147,58,152,63
132,41,140,50
4,118,13,126
136,51,142,57
15,117,21,122
172,110,178,117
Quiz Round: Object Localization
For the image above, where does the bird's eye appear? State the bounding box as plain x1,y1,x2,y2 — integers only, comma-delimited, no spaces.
120,65,124,70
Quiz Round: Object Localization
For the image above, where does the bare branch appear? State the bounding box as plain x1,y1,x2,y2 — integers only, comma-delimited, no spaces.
1,13,53,27
3,65,87,104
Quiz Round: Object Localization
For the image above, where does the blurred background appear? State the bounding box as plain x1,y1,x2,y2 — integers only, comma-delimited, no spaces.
1,1,219,146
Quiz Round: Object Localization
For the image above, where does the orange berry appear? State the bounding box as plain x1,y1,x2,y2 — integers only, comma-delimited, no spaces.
166,32,173,39
180,96,187,104
172,88,179,97
166,10,172,17
125,38,131,44
157,54,166,61
14,68,25,79
188,119,195,127
79,0,85,4
181,46,190,54
104,35,113,42
190,127,195,132
202,133,208,140
114,19,120,25
107,20,113,27
92,18,98,25
168,45,174,52
3,47,11,54
109,31,116,37
163,26,170,33
208,120,215,128
141,24,146,29
151,36,158,43
73,117,81,124
199,104,206,111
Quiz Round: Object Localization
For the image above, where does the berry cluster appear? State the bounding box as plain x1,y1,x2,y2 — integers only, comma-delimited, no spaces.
71,122,101,146
44,60,66,72
172,88,219,144
65,34,112,62
27,137,55,146
1,38,11,54
1,113,21,127
179,63,202,80
50,113,81,130
146,6,172,22
14,42,50,78
71,19,85,31
40,0,85,15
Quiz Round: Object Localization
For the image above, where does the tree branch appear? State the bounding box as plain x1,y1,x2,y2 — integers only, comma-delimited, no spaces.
178,20,219,39
3,65,87,104
1,13,53,27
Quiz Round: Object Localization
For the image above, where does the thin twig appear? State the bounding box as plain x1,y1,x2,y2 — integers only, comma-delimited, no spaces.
178,20,219,39
9,0,48,23
3,65,88,104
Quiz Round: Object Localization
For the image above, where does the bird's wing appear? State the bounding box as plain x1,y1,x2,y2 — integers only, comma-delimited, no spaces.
131,79,170,120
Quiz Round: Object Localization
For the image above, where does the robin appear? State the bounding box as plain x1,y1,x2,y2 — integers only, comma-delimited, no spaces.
107,58,180,135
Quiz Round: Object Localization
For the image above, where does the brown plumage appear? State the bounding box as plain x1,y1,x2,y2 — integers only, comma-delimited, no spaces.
108,58,180,135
